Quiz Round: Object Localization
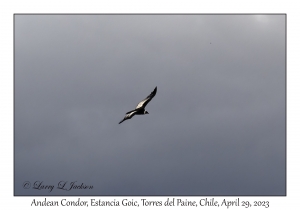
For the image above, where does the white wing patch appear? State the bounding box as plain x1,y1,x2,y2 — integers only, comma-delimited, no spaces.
136,99,148,109
125,111,136,119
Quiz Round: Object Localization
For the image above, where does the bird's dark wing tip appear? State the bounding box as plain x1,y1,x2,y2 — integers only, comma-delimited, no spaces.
153,86,157,95
153,86,157,93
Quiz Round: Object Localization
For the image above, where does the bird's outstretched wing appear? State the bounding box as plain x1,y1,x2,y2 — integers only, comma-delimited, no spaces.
119,110,137,124
135,86,157,109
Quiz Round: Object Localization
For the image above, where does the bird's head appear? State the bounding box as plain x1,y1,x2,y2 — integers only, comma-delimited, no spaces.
144,110,149,114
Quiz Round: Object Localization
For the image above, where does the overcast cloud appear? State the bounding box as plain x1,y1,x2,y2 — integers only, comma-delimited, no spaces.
14,15,285,195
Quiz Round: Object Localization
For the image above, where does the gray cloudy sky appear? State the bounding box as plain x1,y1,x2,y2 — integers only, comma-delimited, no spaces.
14,14,285,196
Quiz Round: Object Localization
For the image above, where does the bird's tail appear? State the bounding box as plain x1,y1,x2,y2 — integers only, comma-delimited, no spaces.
119,119,125,124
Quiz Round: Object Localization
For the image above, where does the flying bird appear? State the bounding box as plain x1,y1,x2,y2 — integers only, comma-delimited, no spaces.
119,86,157,124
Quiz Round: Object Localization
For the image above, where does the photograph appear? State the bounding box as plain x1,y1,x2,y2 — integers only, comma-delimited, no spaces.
14,14,286,196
